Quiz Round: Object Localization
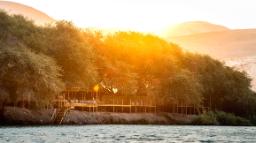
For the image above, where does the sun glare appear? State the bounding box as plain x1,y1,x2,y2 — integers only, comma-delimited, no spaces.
59,0,180,35
7,0,256,35
8,0,194,35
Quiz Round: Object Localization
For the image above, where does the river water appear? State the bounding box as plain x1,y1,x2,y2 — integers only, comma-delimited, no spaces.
0,125,256,143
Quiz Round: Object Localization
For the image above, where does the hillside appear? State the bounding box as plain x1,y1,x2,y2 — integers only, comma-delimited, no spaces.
166,26,256,91
169,29,256,59
225,56,256,91
163,21,229,37
0,1,54,25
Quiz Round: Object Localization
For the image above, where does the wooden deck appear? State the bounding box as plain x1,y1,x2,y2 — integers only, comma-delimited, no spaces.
70,102,157,113
54,88,209,115
52,88,209,124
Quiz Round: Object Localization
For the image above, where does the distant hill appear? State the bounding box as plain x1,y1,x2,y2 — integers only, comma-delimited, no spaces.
163,21,229,37
164,22,256,91
226,56,256,91
168,29,256,59
0,1,54,25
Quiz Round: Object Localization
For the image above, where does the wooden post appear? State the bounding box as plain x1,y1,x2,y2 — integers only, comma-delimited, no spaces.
112,96,114,112
186,104,188,115
112,100,114,112
135,101,137,113
122,99,124,113
154,103,157,113
68,91,69,101
176,103,178,113
193,104,195,114
181,104,183,114
129,99,131,113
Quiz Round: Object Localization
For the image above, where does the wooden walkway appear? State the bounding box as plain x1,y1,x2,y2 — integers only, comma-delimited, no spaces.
51,108,70,124
71,103,157,113
52,101,209,124
69,103,208,114
52,88,209,124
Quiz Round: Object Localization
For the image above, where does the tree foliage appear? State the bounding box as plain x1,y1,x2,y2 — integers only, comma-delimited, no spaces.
0,43,63,107
0,11,256,119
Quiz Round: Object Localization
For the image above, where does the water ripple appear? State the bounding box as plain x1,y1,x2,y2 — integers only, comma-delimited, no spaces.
1,125,256,143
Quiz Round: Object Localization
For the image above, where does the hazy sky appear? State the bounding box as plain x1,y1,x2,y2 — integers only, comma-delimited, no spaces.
6,0,256,34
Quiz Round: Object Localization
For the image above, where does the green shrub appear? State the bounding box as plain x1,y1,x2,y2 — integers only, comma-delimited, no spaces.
191,111,218,125
249,115,256,125
215,111,251,126
192,111,252,126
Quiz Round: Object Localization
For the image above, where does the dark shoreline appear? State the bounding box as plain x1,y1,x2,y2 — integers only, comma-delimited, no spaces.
0,107,196,126
2,107,253,126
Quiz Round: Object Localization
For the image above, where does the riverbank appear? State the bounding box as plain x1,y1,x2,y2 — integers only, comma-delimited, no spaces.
0,107,196,125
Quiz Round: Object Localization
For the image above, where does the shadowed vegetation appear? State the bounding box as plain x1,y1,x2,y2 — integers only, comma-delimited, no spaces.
192,111,251,126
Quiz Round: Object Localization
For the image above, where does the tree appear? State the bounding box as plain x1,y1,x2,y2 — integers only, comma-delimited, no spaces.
0,43,64,108
42,21,98,89
169,70,202,105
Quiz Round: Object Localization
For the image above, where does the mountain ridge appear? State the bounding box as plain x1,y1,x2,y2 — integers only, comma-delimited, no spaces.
163,21,230,37
0,1,54,25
